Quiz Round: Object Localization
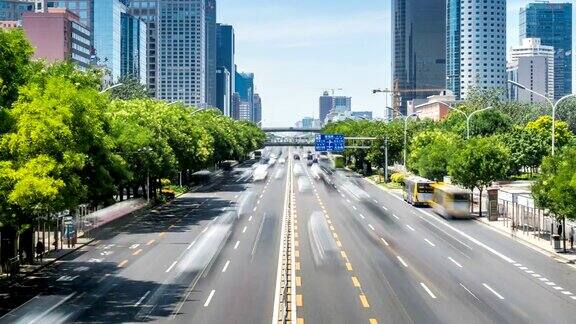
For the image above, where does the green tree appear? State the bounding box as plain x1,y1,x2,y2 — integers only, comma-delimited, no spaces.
0,28,33,109
532,147,576,251
408,130,461,180
108,75,150,100
448,136,510,217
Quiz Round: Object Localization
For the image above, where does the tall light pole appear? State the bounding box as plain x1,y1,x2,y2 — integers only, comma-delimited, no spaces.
384,106,417,169
99,83,123,94
438,101,492,139
508,80,576,155
372,88,392,121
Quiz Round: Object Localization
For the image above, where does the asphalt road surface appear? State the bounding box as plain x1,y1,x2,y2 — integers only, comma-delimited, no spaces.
2,147,576,323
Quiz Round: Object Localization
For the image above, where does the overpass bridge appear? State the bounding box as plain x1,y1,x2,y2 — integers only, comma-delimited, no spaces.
261,127,321,133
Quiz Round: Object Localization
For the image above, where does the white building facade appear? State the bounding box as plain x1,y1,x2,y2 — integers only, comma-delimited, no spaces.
509,37,554,101
457,0,507,99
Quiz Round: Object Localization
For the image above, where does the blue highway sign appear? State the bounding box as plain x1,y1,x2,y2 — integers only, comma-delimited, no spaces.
315,134,345,152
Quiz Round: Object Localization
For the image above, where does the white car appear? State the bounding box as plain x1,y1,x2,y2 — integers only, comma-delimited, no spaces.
253,165,269,181
278,157,286,164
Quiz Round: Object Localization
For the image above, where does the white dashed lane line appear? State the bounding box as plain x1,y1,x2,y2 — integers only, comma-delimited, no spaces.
392,214,400,220
406,225,415,231
234,241,240,250
424,238,436,247
204,290,216,307
165,261,177,273
368,224,375,231
483,283,505,300
420,283,437,299
397,256,408,268
448,257,463,268
222,260,230,273
382,206,388,211
359,214,365,219
380,238,389,246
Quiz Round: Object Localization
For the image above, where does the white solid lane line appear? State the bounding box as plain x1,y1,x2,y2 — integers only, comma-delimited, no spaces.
187,241,196,250
397,256,408,267
234,240,240,249
222,260,230,273
204,290,216,307
369,224,375,231
459,283,479,301
134,290,151,307
420,283,437,299
165,261,177,273
242,226,247,233
380,238,389,246
406,225,415,231
483,283,505,299
448,257,463,268
424,239,436,247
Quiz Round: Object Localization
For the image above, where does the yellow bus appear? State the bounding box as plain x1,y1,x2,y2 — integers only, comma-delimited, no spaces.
403,176,434,206
430,183,471,219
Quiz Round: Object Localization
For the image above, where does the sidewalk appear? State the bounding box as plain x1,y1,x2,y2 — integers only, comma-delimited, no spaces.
476,217,576,264
0,198,148,280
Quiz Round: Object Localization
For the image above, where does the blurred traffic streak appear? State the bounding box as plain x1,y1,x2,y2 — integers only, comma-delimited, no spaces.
252,164,269,182
297,176,312,193
307,212,340,268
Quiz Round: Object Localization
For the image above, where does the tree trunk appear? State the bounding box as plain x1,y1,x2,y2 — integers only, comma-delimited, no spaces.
563,216,566,253
20,226,33,264
478,188,483,218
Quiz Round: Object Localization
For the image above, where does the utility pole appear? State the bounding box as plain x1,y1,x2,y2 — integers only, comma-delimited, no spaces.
384,136,389,182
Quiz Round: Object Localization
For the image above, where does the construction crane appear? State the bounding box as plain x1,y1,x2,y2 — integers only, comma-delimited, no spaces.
324,88,343,96
373,80,445,115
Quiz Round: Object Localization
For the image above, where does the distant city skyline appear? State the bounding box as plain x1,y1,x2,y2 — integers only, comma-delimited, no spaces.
219,0,576,126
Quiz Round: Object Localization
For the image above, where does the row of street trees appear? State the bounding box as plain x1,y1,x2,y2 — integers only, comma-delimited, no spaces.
323,88,576,220
0,29,265,266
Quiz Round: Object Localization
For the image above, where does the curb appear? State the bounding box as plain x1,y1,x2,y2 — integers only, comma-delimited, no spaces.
474,218,575,264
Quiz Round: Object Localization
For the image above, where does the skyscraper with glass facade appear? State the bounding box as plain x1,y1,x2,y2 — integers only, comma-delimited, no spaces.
217,24,235,111
93,0,126,81
446,0,461,98
121,12,147,84
46,0,93,31
392,0,446,113
216,66,230,116
205,0,216,107
127,0,158,96
520,2,572,100
447,0,507,99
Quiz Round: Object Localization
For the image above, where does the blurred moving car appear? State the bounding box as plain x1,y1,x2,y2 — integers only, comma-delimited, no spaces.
278,157,286,164
294,154,300,160
253,164,269,181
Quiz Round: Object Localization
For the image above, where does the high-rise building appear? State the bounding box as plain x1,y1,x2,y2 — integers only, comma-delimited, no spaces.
216,24,235,109
154,0,206,105
231,92,240,120
216,67,230,116
333,96,351,111
351,111,373,120
508,56,549,104
0,0,34,21
447,0,507,99
252,93,261,124
127,1,159,96
235,71,254,121
392,0,446,113
22,7,91,68
46,0,94,31
520,2,572,100
93,0,127,81
319,91,333,122
204,0,216,107
121,12,147,84
509,38,554,101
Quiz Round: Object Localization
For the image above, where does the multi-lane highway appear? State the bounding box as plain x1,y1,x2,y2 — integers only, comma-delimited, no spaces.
2,147,576,323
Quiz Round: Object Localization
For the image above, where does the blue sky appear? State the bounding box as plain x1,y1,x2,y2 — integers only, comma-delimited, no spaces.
219,0,576,127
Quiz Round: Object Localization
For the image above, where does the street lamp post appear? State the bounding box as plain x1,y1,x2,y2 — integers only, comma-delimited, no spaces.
438,101,492,139
99,83,123,94
403,113,418,168
507,80,576,156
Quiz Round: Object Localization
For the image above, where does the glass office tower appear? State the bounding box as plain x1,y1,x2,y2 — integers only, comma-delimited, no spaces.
121,12,147,84
446,0,461,99
520,2,572,99
94,0,126,81
392,0,446,114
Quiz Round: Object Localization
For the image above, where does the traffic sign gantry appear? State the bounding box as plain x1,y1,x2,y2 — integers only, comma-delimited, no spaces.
315,134,345,152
